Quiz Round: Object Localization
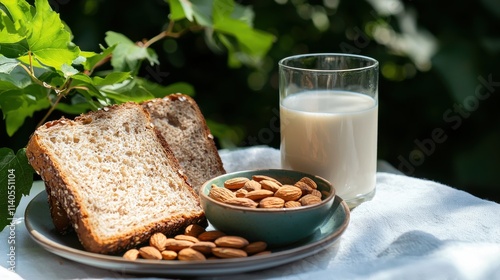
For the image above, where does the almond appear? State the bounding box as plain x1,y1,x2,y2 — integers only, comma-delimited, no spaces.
225,197,259,208
212,247,247,258
184,224,206,238
284,200,302,208
259,196,285,208
274,185,302,201
175,234,200,243
245,189,274,201
252,175,282,186
164,238,194,251
178,248,206,261
300,194,322,206
243,241,268,254
161,250,178,260
298,177,317,189
209,184,236,202
260,179,281,192
139,246,162,260
123,248,140,260
242,180,261,192
224,177,250,190
214,236,249,248
310,189,322,198
190,241,216,254
234,188,248,198
198,230,226,241
294,181,313,195
149,232,168,251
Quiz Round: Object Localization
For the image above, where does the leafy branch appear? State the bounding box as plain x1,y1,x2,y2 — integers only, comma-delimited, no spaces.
0,0,275,230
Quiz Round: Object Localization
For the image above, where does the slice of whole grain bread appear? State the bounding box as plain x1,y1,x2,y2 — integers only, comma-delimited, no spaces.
26,102,206,254
142,94,226,192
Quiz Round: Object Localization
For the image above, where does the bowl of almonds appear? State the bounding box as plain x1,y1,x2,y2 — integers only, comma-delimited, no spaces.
199,169,336,247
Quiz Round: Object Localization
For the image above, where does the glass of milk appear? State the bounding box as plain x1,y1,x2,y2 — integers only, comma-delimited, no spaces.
279,53,379,208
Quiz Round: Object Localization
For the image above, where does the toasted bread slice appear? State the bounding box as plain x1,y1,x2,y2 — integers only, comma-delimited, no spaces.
26,102,206,254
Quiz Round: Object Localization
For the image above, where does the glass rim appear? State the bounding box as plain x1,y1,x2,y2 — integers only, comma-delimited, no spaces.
278,53,379,72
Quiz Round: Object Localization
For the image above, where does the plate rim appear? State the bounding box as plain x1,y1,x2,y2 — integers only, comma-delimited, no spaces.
24,191,350,276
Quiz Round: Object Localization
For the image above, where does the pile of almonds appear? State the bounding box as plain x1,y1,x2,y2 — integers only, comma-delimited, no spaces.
209,174,325,208
123,224,270,261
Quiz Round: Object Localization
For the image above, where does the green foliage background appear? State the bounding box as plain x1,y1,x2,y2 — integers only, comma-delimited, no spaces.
2,0,499,204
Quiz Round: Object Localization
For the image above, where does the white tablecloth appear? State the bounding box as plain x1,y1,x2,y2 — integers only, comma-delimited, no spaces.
2,146,500,280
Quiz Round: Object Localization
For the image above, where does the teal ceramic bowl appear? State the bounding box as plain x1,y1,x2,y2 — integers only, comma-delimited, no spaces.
199,169,336,247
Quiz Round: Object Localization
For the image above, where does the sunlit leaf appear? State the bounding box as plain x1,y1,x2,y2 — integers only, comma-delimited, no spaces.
0,84,51,136
105,31,159,73
0,0,80,70
93,72,131,86
0,148,34,230
100,79,154,103
80,46,115,72
136,77,195,97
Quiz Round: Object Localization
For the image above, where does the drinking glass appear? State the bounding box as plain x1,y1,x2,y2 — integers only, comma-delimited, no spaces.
279,53,379,208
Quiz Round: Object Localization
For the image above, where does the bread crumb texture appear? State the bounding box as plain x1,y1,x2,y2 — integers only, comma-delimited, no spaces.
144,95,226,190
33,103,202,239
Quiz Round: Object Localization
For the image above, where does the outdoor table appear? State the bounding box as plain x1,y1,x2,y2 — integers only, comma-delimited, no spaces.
2,146,500,280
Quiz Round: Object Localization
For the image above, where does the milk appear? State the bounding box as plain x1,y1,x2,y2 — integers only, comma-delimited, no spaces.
280,90,378,201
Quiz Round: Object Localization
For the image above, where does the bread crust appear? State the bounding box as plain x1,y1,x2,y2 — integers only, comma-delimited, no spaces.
26,102,206,254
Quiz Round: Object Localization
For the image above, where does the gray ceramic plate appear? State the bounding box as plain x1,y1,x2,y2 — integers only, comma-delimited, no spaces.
24,191,350,277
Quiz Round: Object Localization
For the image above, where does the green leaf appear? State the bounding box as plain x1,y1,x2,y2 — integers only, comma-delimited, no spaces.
212,2,274,67
0,0,31,44
55,94,95,115
80,45,115,72
68,74,108,102
0,55,20,73
0,148,34,230
0,56,30,89
100,79,155,103
167,0,213,25
105,31,159,73
61,63,79,78
166,0,274,67
167,0,186,21
136,77,195,97
93,72,131,86
0,0,80,70
0,84,51,136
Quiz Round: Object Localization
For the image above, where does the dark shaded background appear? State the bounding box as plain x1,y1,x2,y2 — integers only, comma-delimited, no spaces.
2,0,499,201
